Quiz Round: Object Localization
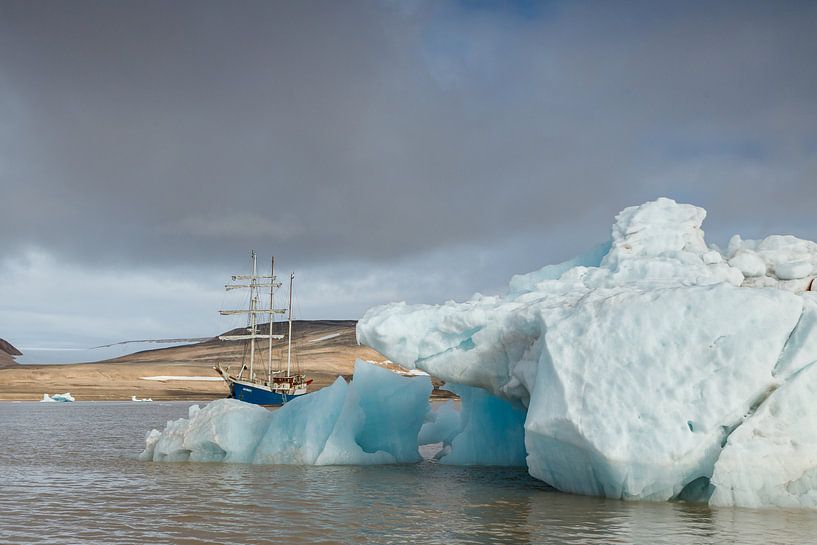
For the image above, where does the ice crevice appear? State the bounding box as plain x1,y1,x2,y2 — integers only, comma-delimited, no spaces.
672,381,783,504
142,198,817,511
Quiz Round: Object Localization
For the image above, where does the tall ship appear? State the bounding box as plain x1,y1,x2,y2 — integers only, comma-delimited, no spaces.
213,251,311,405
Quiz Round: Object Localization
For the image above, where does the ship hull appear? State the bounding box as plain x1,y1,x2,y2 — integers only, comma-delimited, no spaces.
228,379,304,406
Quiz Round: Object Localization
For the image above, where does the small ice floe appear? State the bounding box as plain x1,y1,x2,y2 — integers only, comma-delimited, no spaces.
41,392,75,403
131,395,153,402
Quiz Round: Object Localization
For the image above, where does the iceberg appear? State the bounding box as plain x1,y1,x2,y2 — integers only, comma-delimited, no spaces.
357,198,817,508
140,359,432,465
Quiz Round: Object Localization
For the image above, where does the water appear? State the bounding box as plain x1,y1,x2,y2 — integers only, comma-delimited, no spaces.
2,402,817,544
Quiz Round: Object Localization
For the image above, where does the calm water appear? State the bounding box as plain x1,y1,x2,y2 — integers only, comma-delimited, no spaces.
2,402,817,544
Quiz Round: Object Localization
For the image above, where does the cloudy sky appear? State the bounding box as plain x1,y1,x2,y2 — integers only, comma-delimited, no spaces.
1,0,816,357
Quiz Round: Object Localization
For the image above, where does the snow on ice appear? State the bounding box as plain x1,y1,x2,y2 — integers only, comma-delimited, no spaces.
144,198,817,510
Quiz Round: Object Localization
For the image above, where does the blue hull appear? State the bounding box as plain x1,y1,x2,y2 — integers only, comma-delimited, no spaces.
229,381,304,406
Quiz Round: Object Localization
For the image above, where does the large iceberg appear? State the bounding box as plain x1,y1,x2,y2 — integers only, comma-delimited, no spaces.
357,198,817,509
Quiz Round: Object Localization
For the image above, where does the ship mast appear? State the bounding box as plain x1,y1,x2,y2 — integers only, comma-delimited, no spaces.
214,251,309,402
218,251,285,381
267,256,275,384
248,250,258,380
287,272,294,377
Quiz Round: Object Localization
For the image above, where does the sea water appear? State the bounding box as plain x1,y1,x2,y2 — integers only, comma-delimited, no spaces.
2,402,817,544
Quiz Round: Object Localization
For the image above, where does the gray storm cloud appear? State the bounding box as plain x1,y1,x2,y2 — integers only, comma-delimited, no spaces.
0,1,816,349
1,0,814,269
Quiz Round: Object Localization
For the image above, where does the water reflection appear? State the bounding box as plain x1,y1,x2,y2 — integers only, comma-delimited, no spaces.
2,402,817,544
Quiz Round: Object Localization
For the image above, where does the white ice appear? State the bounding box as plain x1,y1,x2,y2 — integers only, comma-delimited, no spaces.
41,393,75,402
358,197,817,509
710,359,817,509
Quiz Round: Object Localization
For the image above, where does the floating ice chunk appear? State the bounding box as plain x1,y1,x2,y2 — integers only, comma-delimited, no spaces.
40,393,74,402
140,360,432,465
710,362,817,509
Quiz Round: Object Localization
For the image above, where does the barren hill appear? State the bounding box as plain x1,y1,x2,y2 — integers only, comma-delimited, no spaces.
0,338,21,369
110,320,368,375
0,321,386,400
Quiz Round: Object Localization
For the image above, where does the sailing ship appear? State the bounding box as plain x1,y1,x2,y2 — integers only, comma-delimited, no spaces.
213,251,311,406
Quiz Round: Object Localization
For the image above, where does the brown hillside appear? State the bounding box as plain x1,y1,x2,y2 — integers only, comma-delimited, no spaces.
0,320,388,401
0,338,22,356
0,338,21,369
